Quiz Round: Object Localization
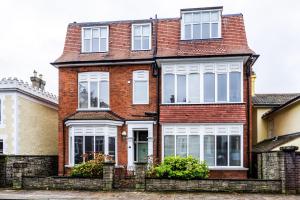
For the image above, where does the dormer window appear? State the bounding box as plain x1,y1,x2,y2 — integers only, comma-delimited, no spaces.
181,9,221,40
132,23,151,51
82,26,108,53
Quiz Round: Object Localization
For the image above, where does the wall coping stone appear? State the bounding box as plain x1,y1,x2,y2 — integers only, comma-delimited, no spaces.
280,146,298,152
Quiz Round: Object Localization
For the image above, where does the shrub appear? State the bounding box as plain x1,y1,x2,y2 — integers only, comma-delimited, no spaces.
147,156,209,179
70,154,105,178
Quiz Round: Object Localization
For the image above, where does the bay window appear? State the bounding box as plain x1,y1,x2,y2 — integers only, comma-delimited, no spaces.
162,62,242,104
82,26,108,53
181,10,221,40
163,124,243,168
78,72,109,110
133,70,149,104
69,126,117,166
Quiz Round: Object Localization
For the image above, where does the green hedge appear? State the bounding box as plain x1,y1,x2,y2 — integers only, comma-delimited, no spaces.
147,156,209,179
70,154,104,178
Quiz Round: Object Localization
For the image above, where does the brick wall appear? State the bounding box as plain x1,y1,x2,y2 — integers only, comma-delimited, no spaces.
58,64,157,174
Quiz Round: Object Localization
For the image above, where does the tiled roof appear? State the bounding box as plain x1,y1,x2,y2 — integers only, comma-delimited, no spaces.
252,132,300,153
53,14,254,64
252,93,300,107
65,111,124,121
262,96,300,119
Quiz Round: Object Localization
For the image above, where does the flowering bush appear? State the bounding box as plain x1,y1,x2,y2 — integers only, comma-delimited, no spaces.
70,154,105,178
147,156,209,179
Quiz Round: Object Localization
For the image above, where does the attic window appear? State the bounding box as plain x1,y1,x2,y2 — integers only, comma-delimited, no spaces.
181,10,221,40
82,26,108,53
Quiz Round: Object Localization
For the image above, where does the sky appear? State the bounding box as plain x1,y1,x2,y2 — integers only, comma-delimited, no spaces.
0,0,300,95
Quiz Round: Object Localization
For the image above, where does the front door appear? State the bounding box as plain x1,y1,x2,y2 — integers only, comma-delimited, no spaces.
134,130,148,163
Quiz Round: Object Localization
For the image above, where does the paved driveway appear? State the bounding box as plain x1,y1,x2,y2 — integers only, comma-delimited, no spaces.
0,189,299,200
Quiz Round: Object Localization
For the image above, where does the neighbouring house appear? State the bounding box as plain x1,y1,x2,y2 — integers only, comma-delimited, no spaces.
52,6,258,179
252,91,300,152
0,73,58,185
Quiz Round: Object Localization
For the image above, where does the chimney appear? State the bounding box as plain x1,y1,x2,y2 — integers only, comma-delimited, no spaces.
30,70,46,91
251,71,256,96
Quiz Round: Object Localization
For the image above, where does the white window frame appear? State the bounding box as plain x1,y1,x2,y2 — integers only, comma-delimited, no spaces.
78,72,110,111
181,9,222,40
81,26,109,53
133,70,149,104
68,125,118,167
0,95,3,127
131,23,152,51
161,61,243,104
162,123,244,169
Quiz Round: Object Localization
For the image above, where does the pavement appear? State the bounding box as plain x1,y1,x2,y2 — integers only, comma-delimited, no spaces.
0,189,299,200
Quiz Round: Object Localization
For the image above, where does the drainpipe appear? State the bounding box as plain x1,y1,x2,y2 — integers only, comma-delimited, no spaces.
245,54,259,177
152,14,160,161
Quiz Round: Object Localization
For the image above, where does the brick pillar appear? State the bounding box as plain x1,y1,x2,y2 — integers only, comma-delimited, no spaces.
135,162,147,191
12,161,27,189
103,161,115,191
280,146,298,194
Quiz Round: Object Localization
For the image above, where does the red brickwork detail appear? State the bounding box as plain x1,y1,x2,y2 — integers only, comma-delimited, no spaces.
58,64,157,175
209,170,247,179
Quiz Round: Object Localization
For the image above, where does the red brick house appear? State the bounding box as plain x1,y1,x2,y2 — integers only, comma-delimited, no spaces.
52,6,258,178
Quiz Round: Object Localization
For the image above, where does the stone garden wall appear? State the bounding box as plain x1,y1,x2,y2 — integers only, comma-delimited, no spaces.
3,155,58,186
145,179,282,193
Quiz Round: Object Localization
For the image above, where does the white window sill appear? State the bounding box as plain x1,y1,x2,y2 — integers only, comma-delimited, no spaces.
65,164,74,168
76,108,110,112
161,102,244,105
209,167,248,171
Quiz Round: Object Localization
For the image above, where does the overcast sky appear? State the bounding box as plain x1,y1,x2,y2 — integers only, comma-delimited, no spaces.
0,0,300,95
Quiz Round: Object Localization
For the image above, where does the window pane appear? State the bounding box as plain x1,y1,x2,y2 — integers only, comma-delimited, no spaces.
229,72,241,102
100,27,107,38
92,29,100,38
134,36,141,50
201,12,210,22
84,29,91,39
193,12,201,23
184,13,192,23
164,74,175,103
142,36,149,49
134,81,147,103
92,38,99,52
217,74,227,102
108,137,116,161
90,81,98,108
211,11,219,22
176,135,187,157
204,135,215,166
177,74,186,103
193,24,201,39
230,136,241,166
99,81,109,108
134,26,141,36
189,135,200,159
100,38,107,52
95,136,104,154
0,99,2,123
0,140,3,154
85,136,94,162
202,23,210,39
212,23,219,38
164,135,175,157
74,136,83,164
79,81,88,108
217,135,228,166
188,73,200,103
142,25,150,36
184,24,192,40
84,39,91,52
204,73,215,102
